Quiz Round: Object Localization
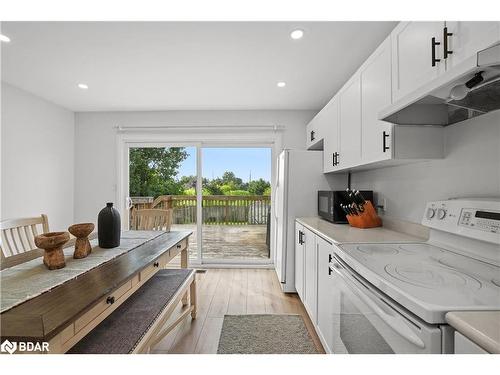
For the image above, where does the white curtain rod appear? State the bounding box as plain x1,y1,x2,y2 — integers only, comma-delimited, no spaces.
116,124,285,132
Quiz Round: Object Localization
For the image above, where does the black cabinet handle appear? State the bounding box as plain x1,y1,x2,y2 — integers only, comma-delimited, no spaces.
332,152,339,166
299,230,305,245
328,254,333,263
431,37,441,67
328,266,332,276
383,131,390,153
106,296,115,305
443,27,453,59
332,153,336,166
154,261,160,267
310,130,315,142
177,244,182,249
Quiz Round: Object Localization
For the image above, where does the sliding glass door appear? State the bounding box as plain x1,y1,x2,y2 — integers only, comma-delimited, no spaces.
126,143,272,265
201,147,271,263
128,145,200,261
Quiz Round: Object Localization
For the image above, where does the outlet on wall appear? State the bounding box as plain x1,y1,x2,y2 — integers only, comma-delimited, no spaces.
382,198,387,212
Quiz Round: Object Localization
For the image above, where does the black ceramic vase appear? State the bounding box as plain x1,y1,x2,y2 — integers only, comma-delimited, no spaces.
98,202,121,248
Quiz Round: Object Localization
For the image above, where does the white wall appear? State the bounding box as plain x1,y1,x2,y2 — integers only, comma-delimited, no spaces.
1,83,75,231
351,111,500,224
74,110,321,223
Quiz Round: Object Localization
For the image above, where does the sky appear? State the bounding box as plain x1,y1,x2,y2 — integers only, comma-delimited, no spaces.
177,147,271,182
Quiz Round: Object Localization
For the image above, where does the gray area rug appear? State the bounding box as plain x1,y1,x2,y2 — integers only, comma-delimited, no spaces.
217,314,319,354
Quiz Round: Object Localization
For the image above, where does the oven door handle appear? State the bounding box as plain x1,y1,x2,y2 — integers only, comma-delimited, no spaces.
330,262,426,349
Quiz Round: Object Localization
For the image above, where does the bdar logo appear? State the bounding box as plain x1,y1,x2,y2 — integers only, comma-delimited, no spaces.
1,340,17,354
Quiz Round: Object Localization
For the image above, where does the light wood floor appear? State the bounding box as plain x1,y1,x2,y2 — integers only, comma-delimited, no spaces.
151,268,325,354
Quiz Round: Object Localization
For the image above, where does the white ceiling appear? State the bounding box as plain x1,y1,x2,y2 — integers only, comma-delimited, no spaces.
1,21,397,112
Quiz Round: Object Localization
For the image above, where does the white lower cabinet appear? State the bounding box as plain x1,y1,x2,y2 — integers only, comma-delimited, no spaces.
295,223,305,300
303,227,317,324
454,332,489,354
316,236,335,353
295,220,335,352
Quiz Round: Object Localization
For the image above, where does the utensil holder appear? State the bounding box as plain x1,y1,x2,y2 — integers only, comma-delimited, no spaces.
346,201,382,229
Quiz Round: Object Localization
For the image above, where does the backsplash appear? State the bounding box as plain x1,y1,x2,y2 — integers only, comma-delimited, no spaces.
351,111,500,224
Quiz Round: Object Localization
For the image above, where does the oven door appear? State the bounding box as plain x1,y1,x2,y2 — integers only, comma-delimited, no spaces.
329,254,442,354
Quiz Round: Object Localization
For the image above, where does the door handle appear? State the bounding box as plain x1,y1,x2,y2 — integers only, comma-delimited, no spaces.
311,130,315,142
443,27,453,59
383,131,390,153
431,37,441,67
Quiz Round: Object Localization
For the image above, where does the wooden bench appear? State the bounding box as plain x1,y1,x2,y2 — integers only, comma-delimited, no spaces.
68,268,197,354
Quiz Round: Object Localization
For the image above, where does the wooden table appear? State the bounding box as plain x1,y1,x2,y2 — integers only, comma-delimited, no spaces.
0,230,191,353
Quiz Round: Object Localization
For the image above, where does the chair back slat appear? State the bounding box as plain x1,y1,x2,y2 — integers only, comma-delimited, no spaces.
0,214,50,269
130,209,172,231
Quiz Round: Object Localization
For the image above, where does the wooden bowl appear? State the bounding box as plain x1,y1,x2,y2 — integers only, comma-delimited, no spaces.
68,223,95,259
34,231,70,270
68,223,94,238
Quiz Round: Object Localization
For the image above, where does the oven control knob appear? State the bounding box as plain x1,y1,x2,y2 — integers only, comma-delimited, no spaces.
437,208,447,220
426,208,436,219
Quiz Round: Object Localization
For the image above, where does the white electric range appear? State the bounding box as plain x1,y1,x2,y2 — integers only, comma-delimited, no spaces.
327,198,500,354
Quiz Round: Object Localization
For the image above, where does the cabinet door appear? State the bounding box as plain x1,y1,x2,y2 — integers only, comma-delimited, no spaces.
445,22,500,69
391,21,445,102
339,75,362,168
294,222,305,300
454,332,489,354
303,228,317,323
322,97,340,173
361,37,393,163
316,236,334,353
306,114,322,150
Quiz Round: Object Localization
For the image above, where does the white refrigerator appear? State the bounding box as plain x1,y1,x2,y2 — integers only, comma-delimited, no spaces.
273,149,332,293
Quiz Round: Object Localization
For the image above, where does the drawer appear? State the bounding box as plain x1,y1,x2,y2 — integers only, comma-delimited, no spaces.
171,239,187,254
140,257,165,282
74,279,132,333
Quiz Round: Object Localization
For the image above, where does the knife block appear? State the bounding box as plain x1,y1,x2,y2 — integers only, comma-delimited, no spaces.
346,201,382,229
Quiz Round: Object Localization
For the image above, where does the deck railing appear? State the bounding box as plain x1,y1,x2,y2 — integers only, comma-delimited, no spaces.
130,195,270,225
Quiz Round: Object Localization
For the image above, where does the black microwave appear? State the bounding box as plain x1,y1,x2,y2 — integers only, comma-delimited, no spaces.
318,190,374,223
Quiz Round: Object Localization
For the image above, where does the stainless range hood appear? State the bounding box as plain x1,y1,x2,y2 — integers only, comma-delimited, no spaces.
380,43,500,126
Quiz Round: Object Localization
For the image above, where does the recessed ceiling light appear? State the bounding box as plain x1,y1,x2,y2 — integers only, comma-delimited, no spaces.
290,29,304,40
78,83,89,90
277,81,286,88
0,34,11,43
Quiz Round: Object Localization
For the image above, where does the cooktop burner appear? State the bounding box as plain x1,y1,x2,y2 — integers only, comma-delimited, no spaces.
384,263,483,290
355,245,400,255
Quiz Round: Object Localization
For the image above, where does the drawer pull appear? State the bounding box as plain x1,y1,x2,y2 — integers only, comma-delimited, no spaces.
106,296,115,305
176,244,182,249
153,261,160,267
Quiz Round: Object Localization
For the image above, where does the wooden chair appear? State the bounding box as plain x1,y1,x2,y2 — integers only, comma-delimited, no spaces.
1,214,50,270
130,209,173,231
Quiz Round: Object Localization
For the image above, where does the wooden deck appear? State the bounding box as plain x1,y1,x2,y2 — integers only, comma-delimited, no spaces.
150,268,325,354
169,224,269,260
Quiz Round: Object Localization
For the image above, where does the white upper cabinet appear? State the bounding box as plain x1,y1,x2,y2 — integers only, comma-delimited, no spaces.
391,22,445,102
444,22,500,69
306,111,324,150
338,75,362,168
361,37,393,163
304,21,500,173
322,98,340,173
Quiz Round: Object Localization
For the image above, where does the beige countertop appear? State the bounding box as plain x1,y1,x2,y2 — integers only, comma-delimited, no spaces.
296,216,426,244
446,311,500,354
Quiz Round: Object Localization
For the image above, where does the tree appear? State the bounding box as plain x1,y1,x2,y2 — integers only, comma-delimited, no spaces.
129,147,188,197
248,178,271,195
221,171,243,189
